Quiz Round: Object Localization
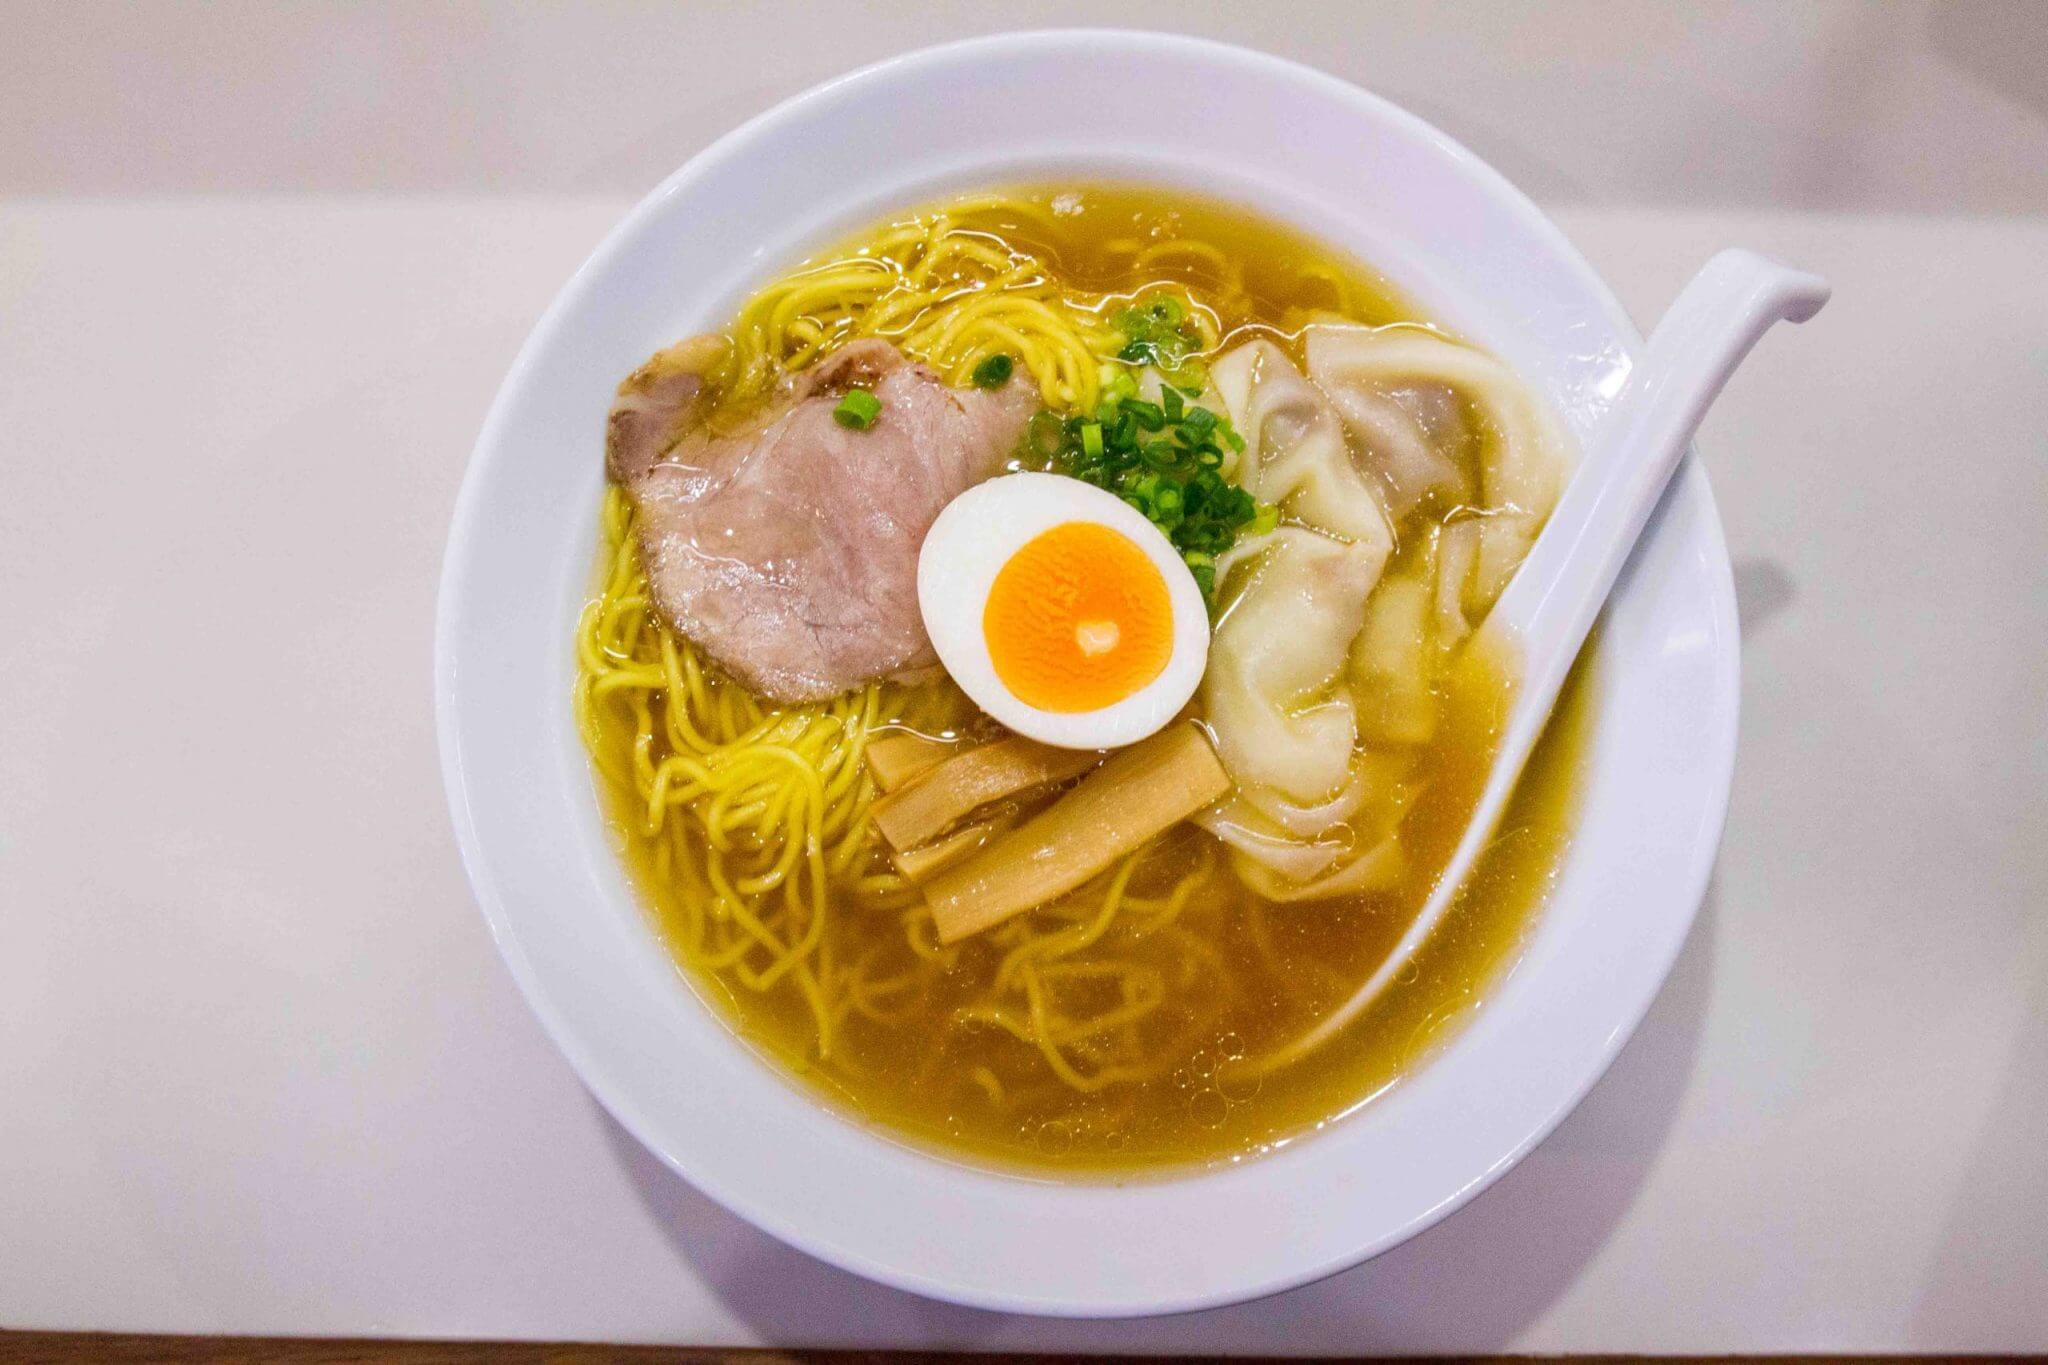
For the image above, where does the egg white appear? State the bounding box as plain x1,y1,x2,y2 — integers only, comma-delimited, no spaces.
917,472,1211,749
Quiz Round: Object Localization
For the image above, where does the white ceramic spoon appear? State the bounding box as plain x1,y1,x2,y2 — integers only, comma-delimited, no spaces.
1264,249,1830,1070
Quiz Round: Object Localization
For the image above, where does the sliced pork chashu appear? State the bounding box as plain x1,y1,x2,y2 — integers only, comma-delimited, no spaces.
606,338,1035,703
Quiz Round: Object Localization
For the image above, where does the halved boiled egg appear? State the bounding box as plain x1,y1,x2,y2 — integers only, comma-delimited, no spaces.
917,472,1210,749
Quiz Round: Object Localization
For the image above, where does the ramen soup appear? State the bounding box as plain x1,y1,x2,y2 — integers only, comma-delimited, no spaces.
577,185,1591,1172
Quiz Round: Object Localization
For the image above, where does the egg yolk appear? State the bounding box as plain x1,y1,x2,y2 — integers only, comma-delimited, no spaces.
982,522,1174,713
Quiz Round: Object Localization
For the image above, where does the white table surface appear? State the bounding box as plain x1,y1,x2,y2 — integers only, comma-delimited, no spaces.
3,2,2045,1355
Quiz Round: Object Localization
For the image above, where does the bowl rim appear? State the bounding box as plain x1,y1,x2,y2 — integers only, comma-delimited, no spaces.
436,27,1738,1317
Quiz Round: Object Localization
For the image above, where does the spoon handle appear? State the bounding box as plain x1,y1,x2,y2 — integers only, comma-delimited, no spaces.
1494,248,1831,699
1253,250,1828,1073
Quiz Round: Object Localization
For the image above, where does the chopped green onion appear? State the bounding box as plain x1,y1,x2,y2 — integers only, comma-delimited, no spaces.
1024,314,1273,599
1110,292,1204,380
1123,398,1166,432
971,353,1015,389
1139,438,1181,471
833,388,882,430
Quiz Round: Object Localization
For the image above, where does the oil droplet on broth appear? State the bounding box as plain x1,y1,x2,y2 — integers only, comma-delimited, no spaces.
1187,1088,1230,1129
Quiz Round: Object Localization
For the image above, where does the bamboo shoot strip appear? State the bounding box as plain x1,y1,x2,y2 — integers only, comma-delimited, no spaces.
865,732,959,792
926,722,1232,943
871,736,1102,851
892,815,1016,884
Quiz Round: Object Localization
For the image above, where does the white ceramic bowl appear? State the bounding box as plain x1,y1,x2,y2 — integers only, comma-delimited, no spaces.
437,30,1735,1317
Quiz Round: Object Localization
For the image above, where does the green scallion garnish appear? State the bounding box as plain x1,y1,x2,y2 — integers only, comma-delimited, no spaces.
1026,378,1274,601
833,388,883,430
1123,398,1166,432
1110,291,1208,388
971,354,1015,389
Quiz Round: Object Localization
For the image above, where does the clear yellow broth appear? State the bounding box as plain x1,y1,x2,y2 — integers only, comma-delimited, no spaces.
585,184,1594,1174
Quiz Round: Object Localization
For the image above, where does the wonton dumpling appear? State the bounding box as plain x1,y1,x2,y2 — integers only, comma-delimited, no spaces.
1210,339,1395,558
1200,341,1401,882
1198,798,1349,882
1433,518,1482,651
1315,373,1471,521
1200,746,1423,898
1305,325,1566,608
1350,570,1439,746
1201,526,1381,810
1238,832,1407,903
